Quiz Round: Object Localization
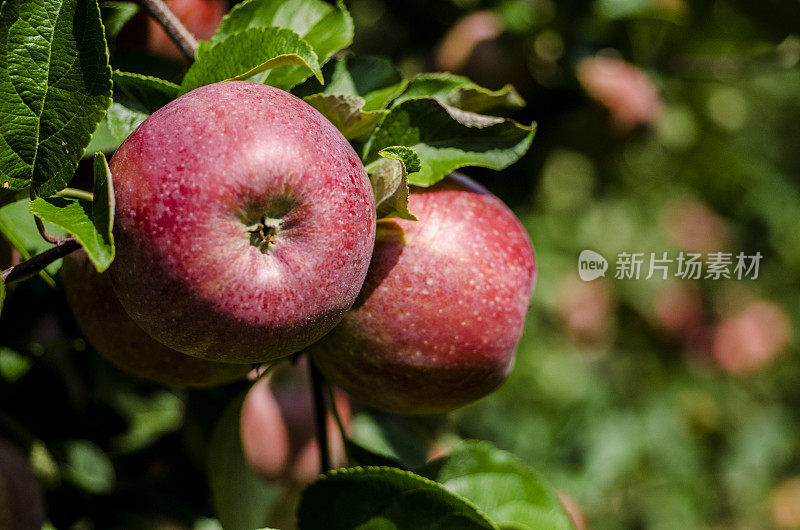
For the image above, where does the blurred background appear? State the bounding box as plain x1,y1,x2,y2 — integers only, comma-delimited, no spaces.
2,0,800,528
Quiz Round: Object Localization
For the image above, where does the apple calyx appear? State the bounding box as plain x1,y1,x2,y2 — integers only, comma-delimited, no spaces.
247,216,282,253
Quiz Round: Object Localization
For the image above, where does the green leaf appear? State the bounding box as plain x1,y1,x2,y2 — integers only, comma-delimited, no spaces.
28,153,115,271
345,439,408,469
349,412,432,470
106,101,149,143
208,394,281,530
0,199,67,284
396,73,525,114
111,389,184,453
364,98,536,187
0,0,113,196
367,146,420,221
63,439,115,494
421,441,574,530
85,119,122,156
375,146,421,174
304,94,387,140
113,71,179,113
100,1,139,37
0,347,33,382
298,55,407,111
298,466,499,530
212,0,352,89
180,27,323,94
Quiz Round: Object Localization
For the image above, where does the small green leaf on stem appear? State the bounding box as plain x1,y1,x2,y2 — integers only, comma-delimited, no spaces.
180,27,323,94
366,146,420,221
28,153,115,272
304,94,386,140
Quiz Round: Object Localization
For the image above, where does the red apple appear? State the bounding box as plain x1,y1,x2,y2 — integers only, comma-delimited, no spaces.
0,439,45,530
310,173,536,415
240,360,350,484
63,250,249,387
109,81,376,364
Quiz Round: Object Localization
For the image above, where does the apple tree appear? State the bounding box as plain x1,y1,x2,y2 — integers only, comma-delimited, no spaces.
0,0,576,528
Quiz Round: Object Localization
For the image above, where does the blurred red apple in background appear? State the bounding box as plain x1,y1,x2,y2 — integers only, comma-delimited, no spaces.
0,439,45,530
310,173,536,415
576,55,663,130
660,199,729,254
555,276,614,346
435,11,503,73
63,250,249,388
109,81,376,364
771,477,800,530
240,360,350,485
711,299,791,374
653,282,704,339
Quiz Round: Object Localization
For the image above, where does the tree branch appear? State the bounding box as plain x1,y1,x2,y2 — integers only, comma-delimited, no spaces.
137,0,199,61
309,359,332,474
2,238,80,284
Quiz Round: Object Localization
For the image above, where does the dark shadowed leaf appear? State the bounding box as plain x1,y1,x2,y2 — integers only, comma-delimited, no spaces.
298,466,499,530
100,1,139,37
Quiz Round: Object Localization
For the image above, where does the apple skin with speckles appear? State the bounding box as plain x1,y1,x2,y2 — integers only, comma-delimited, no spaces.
109,81,376,364
63,250,250,388
310,173,536,415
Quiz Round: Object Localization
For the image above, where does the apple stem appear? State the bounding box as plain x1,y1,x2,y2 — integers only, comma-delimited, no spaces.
309,358,332,474
2,238,80,284
137,0,199,61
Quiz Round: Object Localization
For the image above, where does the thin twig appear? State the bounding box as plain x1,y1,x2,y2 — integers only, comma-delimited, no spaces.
30,188,60,244
137,0,199,60
309,359,332,474
328,386,350,464
2,238,80,284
